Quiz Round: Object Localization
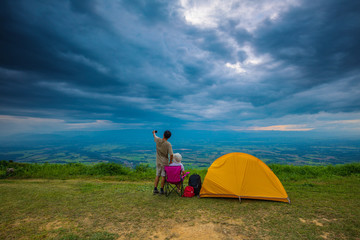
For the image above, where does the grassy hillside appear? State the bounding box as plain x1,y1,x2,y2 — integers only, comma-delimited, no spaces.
1,160,360,181
0,161,360,239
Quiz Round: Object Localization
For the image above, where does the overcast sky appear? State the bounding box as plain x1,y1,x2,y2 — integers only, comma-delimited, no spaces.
0,0,360,136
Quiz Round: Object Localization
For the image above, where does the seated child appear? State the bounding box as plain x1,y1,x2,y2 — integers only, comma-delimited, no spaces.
169,153,185,192
170,153,184,175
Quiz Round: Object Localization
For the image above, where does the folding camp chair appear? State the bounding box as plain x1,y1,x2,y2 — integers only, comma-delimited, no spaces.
164,166,190,197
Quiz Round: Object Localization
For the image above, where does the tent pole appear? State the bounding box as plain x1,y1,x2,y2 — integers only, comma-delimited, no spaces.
239,196,241,203
287,197,291,204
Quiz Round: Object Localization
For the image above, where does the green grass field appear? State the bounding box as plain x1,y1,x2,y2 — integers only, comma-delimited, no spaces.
0,177,359,239
0,162,359,239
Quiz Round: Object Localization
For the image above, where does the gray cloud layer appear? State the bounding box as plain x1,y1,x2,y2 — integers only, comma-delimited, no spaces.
0,0,359,134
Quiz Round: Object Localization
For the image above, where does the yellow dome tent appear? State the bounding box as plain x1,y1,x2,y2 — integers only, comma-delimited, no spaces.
200,152,290,203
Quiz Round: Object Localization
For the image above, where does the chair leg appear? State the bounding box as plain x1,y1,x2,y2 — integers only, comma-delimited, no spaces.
176,184,181,196
165,182,169,197
165,182,186,197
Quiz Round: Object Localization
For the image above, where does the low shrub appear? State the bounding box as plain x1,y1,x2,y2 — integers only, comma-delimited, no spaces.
135,163,151,173
269,163,360,181
88,162,130,176
0,169,6,179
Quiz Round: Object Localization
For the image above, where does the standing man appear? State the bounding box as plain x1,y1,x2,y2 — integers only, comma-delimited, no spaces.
153,130,173,194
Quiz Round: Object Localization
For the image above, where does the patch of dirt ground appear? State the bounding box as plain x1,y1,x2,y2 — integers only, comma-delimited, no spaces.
298,218,340,240
299,217,337,227
149,220,247,240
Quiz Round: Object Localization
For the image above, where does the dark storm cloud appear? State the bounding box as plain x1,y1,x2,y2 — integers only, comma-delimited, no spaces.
0,0,117,86
185,28,236,61
0,67,164,122
200,0,360,118
254,0,360,87
250,0,360,120
69,0,97,14
120,0,173,24
0,0,180,123
0,0,359,134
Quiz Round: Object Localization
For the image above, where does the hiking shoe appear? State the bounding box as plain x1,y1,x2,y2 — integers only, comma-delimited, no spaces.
153,189,159,194
160,190,165,195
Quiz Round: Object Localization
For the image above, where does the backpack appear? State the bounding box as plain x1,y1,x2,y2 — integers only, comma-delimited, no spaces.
182,186,195,197
188,174,202,196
